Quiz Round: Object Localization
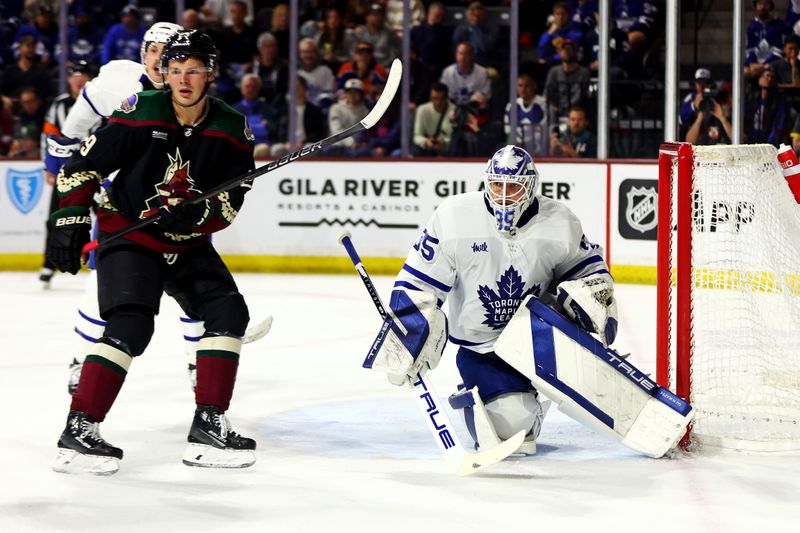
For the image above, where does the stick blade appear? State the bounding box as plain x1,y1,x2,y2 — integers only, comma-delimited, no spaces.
242,315,273,344
360,58,402,129
453,430,526,476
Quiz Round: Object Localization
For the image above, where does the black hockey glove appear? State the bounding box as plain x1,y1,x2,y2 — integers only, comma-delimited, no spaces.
46,206,91,274
155,199,209,234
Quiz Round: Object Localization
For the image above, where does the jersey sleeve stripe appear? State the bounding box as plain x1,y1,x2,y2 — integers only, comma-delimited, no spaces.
108,117,178,128
448,335,482,346
559,254,605,282
401,263,452,292
200,129,253,151
393,280,422,291
81,86,104,118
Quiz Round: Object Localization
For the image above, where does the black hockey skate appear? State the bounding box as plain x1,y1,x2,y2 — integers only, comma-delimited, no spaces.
183,404,256,468
53,410,123,475
39,267,54,289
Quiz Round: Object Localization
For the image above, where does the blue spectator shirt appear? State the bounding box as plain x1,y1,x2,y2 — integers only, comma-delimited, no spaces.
232,99,271,146
746,17,787,65
101,23,145,65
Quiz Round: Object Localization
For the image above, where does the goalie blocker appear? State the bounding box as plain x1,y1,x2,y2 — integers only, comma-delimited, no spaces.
495,296,693,458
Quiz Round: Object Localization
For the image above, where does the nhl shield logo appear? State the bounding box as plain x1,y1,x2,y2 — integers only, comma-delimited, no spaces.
625,186,658,233
6,168,44,215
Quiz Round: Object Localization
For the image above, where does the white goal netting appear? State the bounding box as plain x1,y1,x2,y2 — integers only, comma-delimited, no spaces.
666,144,800,451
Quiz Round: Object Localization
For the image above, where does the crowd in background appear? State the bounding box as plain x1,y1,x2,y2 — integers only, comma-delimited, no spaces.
3,1,800,161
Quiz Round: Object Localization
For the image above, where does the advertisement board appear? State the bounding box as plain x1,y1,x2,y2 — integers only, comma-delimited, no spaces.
0,162,48,254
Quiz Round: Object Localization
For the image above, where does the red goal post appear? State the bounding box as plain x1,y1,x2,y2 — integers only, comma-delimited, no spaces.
656,142,800,452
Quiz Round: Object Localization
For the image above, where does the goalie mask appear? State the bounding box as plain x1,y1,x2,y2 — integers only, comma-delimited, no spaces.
484,145,539,235
140,22,182,85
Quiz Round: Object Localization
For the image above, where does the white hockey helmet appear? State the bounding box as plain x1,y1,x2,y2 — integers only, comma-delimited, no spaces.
484,145,539,235
140,21,183,65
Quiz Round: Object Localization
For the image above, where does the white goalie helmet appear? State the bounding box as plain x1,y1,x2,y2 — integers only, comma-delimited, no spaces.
140,22,183,65
484,145,539,235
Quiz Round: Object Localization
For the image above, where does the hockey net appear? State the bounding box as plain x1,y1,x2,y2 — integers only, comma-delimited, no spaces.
656,143,800,452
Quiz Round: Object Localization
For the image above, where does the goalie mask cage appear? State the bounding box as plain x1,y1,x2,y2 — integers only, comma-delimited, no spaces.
656,143,800,452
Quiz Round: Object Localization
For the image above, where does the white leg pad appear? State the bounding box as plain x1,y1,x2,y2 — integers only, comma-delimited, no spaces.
448,386,502,451
182,443,256,468
494,296,694,458
52,448,120,476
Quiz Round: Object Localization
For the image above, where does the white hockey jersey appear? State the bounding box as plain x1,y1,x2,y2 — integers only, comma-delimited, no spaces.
394,191,611,353
61,60,147,139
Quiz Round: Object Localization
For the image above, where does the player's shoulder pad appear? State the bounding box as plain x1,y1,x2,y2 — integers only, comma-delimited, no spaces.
109,90,170,120
205,96,256,148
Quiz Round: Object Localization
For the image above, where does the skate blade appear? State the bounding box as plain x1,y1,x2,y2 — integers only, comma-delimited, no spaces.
182,443,256,468
52,448,120,476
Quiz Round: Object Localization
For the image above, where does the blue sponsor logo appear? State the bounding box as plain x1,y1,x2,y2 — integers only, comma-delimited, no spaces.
6,168,44,214
471,242,488,253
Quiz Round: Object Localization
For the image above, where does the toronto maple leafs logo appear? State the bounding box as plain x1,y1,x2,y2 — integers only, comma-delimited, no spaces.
140,148,200,218
477,266,541,329
492,146,524,171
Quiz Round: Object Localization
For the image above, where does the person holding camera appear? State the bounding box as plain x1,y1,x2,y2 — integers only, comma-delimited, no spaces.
549,105,596,158
413,82,455,156
686,81,733,145
679,68,714,140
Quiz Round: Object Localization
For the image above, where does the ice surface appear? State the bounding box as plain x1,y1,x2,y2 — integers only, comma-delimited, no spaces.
0,272,796,532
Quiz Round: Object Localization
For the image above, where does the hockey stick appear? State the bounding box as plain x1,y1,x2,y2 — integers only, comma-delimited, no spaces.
337,231,524,476
243,315,273,344
81,59,404,255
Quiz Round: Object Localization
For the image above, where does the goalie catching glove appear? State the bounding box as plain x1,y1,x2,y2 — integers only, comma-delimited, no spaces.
46,206,92,274
364,290,448,386
557,273,618,346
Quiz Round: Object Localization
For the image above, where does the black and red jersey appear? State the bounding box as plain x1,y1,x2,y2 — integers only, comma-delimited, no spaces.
58,90,255,253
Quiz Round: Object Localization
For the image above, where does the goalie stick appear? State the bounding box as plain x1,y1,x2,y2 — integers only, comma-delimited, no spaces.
81,59,404,255
337,231,525,476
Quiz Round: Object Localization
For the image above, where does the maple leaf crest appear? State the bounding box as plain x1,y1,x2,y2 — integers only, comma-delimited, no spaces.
477,266,541,329
492,146,523,171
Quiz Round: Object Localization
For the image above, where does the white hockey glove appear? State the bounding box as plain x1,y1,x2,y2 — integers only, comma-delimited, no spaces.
556,273,618,346
45,135,81,174
365,290,448,386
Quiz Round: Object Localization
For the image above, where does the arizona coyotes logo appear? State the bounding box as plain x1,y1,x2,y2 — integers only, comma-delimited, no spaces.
140,148,200,218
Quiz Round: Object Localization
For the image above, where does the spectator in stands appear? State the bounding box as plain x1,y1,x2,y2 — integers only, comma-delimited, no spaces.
271,3,290,61
686,81,733,146
216,0,259,95
537,2,583,66
744,65,795,146
452,1,501,71
410,2,453,80
345,0,372,27
298,37,336,110
745,0,787,80
412,81,455,157
100,5,145,65
385,0,425,36
182,9,203,31
270,76,327,157
201,0,254,29
327,78,369,155
440,41,492,105
352,84,401,157
679,67,714,140
774,34,800,85
67,4,104,66
9,86,45,157
15,3,57,62
0,34,52,104
612,0,659,52
448,89,490,157
337,41,388,104
408,47,437,109
351,3,400,68
315,8,352,73
0,98,15,156
544,38,590,123
253,32,288,108
233,73,271,151
505,73,548,156
549,105,596,158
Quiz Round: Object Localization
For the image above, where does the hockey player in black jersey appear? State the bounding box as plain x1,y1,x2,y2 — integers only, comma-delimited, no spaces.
48,30,257,475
